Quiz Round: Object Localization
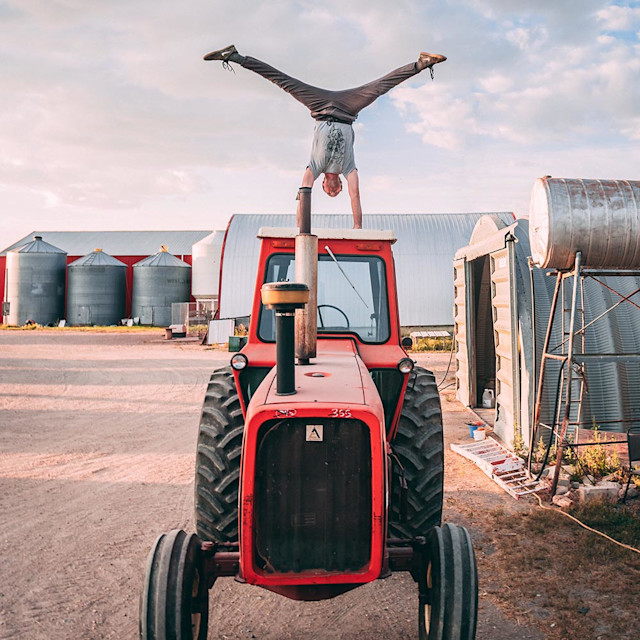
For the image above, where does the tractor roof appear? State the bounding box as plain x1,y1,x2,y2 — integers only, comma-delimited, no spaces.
257,227,396,243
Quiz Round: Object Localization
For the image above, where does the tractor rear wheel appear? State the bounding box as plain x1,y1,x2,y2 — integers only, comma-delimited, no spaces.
140,529,209,640
390,366,444,538
195,367,243,543
419,523,478,640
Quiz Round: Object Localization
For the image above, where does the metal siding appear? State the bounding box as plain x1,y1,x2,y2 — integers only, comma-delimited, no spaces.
218,213,514,325
457,215,640,453
1,230,212,257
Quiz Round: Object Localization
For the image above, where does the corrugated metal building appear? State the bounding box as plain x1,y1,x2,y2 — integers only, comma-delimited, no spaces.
1,230,211,318
454,215,640,450
219,213,515,327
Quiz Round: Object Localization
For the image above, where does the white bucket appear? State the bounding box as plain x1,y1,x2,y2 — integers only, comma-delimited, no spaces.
473,427,486,441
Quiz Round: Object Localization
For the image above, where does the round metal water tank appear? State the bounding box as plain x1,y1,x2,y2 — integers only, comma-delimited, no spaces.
132,247,191,326
6,235,67,325
530,177,640,269
66,249,127,326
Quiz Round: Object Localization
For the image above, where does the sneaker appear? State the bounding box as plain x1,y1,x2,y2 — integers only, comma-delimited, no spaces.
203,44,237,61
417,52,447,71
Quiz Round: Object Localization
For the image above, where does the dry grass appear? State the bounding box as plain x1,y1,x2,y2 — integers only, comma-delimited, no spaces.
478,500,640,639
0,324,164,332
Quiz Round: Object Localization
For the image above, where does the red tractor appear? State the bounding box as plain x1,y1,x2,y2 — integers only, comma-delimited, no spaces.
140,206,478,639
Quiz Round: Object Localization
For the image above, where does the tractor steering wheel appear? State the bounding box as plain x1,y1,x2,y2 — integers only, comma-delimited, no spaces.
317,304,350,329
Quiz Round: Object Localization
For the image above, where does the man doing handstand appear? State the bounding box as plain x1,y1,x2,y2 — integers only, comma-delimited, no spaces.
204,45,446,228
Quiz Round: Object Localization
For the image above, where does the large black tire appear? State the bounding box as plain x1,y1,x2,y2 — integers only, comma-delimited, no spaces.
194,367,243,543
419,524,478,640
140,529,209,640
389,366,444,538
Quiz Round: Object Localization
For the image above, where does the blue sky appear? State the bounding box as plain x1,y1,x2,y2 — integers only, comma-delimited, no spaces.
1,0,640,249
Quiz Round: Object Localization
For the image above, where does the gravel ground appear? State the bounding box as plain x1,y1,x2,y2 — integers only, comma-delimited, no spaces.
0,331,543,639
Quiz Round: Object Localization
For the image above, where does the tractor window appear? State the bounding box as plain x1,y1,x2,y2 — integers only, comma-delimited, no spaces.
258,253,390,344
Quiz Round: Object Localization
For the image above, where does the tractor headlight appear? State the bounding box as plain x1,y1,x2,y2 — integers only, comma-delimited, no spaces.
397,357,414,374
231,353,248,370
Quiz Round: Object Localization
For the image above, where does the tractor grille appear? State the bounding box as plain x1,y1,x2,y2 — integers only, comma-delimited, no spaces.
255,418,372,573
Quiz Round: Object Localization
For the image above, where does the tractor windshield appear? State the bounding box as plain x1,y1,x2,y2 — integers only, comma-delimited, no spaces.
258,253,390,343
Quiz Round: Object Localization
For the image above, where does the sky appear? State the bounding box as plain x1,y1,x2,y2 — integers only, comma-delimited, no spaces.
2,0,640,250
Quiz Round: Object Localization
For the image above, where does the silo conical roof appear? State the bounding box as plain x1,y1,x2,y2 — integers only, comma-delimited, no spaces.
134,247,190,268
12,235,66,254
69,249,127,268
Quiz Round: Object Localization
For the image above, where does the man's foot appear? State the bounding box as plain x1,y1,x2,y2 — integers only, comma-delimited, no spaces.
417,52,447,71
203,44,238,61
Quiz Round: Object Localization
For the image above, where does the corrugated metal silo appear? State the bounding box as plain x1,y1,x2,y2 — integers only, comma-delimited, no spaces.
66,249,127,326
6,235,67,325
132,246,191,326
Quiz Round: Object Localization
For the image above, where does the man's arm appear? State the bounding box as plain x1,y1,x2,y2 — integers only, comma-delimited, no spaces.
346,170,362,229
296,168,316,229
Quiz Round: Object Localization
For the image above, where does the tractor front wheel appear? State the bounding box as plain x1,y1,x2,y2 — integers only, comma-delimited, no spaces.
419,523,478,640
140,529,209,640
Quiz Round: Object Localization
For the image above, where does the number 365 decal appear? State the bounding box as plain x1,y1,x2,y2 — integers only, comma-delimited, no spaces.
329,409,352,418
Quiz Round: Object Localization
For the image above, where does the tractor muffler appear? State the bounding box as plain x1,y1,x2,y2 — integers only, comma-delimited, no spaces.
295,186,318,364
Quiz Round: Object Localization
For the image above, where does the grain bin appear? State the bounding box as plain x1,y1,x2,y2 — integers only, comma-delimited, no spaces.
66,249,127,326
191,231,224,307
529,177,640,269
6,235,67,325
132,246,191,326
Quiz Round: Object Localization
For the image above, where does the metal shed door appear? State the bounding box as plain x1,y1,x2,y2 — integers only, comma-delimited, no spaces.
490,243,519,446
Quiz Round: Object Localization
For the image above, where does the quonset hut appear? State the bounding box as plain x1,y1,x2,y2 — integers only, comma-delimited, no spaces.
218,213,515,328
454,182,640,450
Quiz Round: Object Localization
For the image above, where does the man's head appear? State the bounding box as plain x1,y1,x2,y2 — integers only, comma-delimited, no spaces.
322,173,342,197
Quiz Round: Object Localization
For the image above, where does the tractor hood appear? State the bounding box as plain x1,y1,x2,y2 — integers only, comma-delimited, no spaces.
245,339,384,419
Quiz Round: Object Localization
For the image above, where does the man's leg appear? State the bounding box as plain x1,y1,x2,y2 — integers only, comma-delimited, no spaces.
335,54,445,116
238,55,334,116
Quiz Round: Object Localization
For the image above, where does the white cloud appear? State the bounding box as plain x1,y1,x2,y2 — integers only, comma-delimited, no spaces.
2,0,640,249
596,5,640,31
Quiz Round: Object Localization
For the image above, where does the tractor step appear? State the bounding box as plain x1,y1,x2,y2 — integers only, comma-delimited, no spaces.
450,438,546,500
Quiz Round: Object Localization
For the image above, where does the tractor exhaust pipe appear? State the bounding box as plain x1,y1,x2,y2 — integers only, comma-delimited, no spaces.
295,187,318,364
261,282,309,395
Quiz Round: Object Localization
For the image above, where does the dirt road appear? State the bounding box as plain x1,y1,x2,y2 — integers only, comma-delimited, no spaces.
0,331,542,639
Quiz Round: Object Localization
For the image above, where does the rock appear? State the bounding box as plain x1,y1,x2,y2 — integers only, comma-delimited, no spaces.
555,484,569,495
577,483,619,503
557,477,570,488
596,480,621,491
582,475,596,485
552,494,574,508
618,485,639,500
571,481,581,489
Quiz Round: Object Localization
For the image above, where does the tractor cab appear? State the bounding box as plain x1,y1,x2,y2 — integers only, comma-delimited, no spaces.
233,227,412,438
